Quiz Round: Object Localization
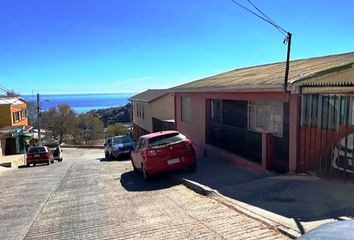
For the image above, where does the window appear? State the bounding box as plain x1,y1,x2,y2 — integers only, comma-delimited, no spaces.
181,96,191,123
340,96,349,125
142,105,144,119
12,111,20,123
136,138,147,150
320,95,340,130
21,110,26,119
248,101,284,137
301,94,319,128
210,99,222,123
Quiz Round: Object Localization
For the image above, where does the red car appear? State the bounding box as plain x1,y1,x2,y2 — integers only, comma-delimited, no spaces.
26,146,54,167
131,130,197,181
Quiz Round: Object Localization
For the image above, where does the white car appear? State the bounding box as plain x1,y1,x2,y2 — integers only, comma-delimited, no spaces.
332,133,354,173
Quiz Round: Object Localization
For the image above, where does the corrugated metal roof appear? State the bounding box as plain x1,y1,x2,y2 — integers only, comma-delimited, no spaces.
172,52,354,92
129,89,170,103
0,97,27,105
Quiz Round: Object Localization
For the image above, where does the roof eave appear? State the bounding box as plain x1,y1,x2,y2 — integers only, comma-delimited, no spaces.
171,84,285,93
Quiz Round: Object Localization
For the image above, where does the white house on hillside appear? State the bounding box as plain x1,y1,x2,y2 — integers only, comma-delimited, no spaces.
129,89,175,140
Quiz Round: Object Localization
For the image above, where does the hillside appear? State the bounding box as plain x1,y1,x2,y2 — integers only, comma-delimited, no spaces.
89,103,131,127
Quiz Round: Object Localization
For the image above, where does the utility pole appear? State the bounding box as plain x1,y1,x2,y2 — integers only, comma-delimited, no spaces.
230,0,292,92
37,93,41,145
284,32,292,92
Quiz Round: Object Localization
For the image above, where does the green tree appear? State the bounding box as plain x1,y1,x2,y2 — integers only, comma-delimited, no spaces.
106,123,128,137
26,101,37,126
41,104,77,144
78,113,104,143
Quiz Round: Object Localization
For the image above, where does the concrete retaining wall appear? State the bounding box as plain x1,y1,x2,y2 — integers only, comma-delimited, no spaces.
0,154,26,168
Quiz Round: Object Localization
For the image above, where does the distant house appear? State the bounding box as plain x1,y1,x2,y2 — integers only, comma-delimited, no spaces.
172,52,354,174
129,89,175,140
0,97,28,128
0,97,30,155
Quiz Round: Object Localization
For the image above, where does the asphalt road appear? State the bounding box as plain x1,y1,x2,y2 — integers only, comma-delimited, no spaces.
0,148,288,240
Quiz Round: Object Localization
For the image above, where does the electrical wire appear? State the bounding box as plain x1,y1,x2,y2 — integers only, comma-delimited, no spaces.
246,0,288,35
230,0,288,37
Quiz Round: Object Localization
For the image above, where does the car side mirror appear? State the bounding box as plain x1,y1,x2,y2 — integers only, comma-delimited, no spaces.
104,143,107,147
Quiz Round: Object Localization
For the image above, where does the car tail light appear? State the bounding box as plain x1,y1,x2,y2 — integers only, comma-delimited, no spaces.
147,150,157,156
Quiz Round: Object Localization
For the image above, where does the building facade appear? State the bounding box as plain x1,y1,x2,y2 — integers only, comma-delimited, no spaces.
172,52,354,174
0,97,28,128
129,89,175,140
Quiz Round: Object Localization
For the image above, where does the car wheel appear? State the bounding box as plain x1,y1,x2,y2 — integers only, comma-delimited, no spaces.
105,152,109,159
47,161,50,165
27,162,30,167
51,160,54,164
58,158,63,162
33,163,36,166
142,164,150,181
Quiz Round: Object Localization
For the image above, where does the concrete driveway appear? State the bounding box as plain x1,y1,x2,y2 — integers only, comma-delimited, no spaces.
172,156,354,234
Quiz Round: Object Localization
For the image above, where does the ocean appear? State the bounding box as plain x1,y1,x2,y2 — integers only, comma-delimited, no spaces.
23,93,135,113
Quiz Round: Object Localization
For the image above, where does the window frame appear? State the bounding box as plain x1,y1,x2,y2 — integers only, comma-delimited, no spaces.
248,101,284,137
181,96,192,123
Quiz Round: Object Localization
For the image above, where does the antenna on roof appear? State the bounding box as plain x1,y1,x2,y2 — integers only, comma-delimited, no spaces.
230,0,292,92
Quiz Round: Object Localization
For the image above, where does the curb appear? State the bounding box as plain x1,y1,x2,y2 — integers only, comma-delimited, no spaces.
174,177,301,239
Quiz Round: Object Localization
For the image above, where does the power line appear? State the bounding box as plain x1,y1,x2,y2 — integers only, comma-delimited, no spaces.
230,0,288,37
229,0,292,92
245,0,287,35
0,83,12,93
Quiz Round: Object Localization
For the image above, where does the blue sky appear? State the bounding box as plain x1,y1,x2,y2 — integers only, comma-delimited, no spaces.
1,0,353,94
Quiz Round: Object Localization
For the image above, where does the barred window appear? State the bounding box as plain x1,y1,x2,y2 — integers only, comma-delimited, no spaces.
248,101,283,137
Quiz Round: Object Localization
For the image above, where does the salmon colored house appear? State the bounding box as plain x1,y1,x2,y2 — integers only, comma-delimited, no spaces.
172,52,354,174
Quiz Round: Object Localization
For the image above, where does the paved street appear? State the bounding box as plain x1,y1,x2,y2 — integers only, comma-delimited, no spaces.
0,148,288,240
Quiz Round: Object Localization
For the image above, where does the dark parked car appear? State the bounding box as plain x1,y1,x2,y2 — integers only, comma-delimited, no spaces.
104,135,133,159
45,142,63,162
131,130,197,181
26,146,54,166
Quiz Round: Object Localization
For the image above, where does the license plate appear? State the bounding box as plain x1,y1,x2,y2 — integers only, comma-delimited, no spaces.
34,154,40,157
168,158,180,165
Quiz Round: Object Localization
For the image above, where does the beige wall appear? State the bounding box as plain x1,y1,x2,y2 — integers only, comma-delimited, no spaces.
132,101,153,132
151,95,174,120
132,94,175,133
0,154,25,168
0,102,28,128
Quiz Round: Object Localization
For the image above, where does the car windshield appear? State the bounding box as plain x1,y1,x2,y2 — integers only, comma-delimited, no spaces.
29,147,46,153
149,133,186,147
113,136,132,144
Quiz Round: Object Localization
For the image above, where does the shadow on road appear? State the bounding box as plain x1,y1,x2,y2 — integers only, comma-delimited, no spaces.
98,156,131,162
173,157,354,222
120,171,178,192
